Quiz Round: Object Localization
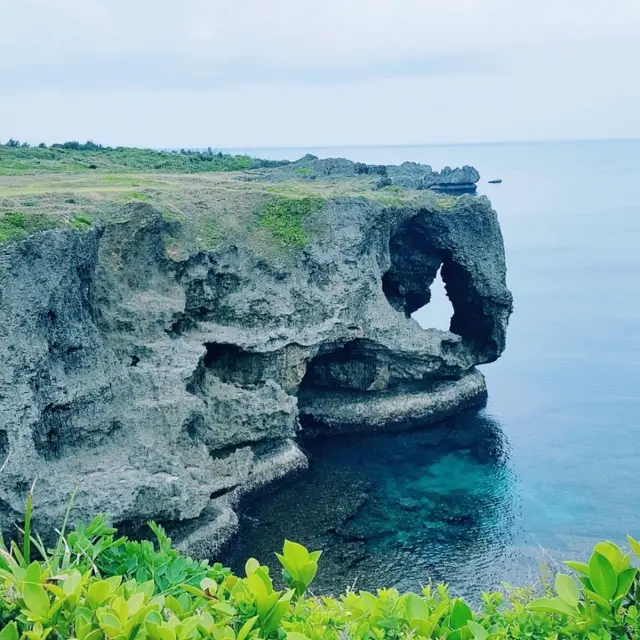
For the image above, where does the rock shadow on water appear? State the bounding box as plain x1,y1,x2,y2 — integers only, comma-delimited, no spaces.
222,407,520,599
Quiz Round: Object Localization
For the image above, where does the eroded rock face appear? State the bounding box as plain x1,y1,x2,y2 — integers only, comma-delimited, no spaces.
0,177,512,555
262,155,480,192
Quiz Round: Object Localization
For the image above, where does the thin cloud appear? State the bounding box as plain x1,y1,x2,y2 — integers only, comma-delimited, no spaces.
1,1,639,145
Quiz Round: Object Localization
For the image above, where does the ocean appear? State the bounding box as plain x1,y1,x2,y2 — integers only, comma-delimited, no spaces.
223,139,640,597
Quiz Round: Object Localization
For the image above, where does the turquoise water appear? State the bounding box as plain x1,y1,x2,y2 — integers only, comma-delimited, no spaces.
225,139,640,595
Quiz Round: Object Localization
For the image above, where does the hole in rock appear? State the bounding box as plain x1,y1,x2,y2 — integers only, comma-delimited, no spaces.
0,430,8,460
33,408,63,461
411,267,455,332
200,343,265,387
300,341,380,392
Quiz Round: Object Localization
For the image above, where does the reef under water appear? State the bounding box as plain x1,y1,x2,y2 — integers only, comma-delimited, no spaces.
224,408,520,599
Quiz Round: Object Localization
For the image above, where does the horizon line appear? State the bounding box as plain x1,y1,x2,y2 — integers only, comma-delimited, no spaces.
220,135,640,152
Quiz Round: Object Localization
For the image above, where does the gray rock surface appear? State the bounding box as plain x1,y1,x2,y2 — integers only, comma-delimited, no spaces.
0,163,512,555
260,155,480,192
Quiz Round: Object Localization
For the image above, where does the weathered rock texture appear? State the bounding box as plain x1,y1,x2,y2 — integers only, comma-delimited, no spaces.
263,155,480,193
0,162,511,555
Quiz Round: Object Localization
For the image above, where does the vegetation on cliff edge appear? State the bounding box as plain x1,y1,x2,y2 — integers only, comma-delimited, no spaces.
0,497,639,639
0,142,286,176
258,197,325,247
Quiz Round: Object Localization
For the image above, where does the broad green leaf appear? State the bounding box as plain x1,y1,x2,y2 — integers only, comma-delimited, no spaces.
105,575,123,592
45,584,66,600
555,573,580,607
127,592,145,617
246,573,269,602
286,634,312,640
628,535,640,558
309,550,322,563
594,542,625,572
87,581,112,609
584,588,611,612
275,553,295,579
25,561,41,584
176,584,202,598
111,596,128,625
254,566,274,593
84,630,104,640
236,615,258,640
99,612,123,637
134,580,155,600
565,561,590,576
22,582,51,619
177,615,200,638
528,596,577,617
63,570,82,596
614,567,637,600
282,540,309,570
450,599,473,629
298,562,318,588
588,551,617,600
0,622,19,640
165,595,183,615
467,620,489,640
156,628,176,640
245,558,260,577
212,602,237,616
200,577,217,594
405,593,429,621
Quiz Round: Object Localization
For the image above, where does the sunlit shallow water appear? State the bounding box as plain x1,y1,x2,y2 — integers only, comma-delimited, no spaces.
223,139,640,596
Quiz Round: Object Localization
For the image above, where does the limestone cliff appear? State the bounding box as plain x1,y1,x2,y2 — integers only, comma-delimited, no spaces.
0,159,512,555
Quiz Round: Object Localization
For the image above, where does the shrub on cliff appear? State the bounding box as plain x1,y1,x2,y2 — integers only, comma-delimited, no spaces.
0,144,288,176
0,500,639,639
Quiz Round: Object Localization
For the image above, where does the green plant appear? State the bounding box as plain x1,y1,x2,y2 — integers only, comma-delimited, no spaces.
275,540,321,598
71,215,93,229
0,497,638,640
258,196,324,247
0,212,59,243
123,192,153,202
0,144,285,176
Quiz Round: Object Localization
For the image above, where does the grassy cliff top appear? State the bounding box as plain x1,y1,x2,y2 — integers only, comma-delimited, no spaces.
0,144,455,256
0,143,286,175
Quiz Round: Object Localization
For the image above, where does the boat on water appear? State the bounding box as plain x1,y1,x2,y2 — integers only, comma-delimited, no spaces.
488,178,503,184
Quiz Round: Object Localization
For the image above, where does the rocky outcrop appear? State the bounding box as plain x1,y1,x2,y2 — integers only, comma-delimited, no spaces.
261,155,480,193
0,162,512,555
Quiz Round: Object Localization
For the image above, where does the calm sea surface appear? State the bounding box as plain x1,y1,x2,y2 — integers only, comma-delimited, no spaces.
223,140,640,597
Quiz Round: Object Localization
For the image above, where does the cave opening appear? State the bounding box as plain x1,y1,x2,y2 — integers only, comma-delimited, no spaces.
299,340,381,393
410,266,455,332
194,342,266,388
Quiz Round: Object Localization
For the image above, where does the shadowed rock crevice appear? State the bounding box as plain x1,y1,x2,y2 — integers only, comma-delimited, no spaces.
300,341,383,392
188,343,268,391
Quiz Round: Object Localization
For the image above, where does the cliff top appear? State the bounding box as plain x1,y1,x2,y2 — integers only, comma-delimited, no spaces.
0,145,480,260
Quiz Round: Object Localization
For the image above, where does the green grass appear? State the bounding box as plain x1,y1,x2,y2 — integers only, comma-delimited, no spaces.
0,211,61,242
258,196,325,247
123,191,153,201
0,145,279,176
70,214,93,229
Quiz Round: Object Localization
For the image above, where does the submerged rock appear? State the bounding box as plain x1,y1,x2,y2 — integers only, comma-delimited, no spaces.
0,160,512,555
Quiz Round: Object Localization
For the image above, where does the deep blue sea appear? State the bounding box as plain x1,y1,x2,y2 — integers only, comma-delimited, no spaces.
224,139,640,597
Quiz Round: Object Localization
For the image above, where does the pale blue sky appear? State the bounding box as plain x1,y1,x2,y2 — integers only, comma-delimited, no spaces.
1,0,639,147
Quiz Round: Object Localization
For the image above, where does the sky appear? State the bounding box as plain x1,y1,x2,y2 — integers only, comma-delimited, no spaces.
1,0,640,148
